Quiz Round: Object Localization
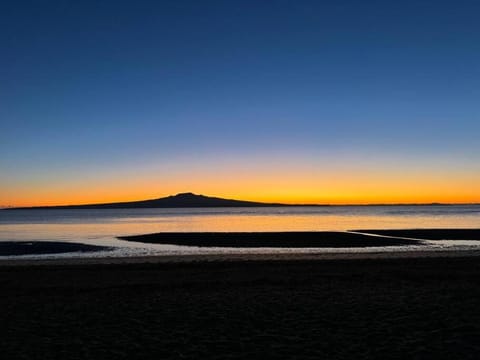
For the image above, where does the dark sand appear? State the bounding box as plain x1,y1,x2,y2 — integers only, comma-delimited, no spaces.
2,255,480,359
119,231,423,247
356,229,480,240
0,241,111,256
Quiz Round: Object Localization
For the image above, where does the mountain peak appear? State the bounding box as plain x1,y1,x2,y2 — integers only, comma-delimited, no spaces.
9,193,285,209
174,192,198,197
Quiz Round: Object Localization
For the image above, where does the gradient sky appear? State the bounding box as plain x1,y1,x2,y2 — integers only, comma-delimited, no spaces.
1,0,479,206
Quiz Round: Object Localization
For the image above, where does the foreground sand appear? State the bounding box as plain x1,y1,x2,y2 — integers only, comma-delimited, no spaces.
2,254,480,359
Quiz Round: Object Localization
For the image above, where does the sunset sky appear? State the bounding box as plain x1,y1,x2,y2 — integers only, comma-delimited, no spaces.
1,0,479,206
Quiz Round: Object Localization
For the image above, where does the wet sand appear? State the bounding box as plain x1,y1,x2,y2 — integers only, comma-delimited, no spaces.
355,228,480,240
118,231,423,247
0,241,111,256
2,254,480,359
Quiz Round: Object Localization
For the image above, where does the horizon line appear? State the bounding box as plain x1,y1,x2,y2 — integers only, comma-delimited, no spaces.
2,192,480,209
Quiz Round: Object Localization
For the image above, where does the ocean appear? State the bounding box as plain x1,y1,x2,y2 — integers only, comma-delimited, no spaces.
1,205,480,258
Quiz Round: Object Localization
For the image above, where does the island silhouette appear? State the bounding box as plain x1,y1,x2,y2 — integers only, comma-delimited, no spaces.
6,192,466,210
9,192,289,209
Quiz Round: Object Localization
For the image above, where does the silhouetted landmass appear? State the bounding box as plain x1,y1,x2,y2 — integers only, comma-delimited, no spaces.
9,192,288,209
0,241,111,256
5,192,480,209
119,231,422,247
357,229,480,240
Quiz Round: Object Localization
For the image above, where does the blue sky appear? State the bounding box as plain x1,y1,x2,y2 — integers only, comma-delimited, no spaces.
1,0,479,205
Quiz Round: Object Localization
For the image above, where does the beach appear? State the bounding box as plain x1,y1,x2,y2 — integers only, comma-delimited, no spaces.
2,253,480,359
4,0,480,357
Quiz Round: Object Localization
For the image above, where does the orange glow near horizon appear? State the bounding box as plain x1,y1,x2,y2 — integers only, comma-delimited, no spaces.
1,165,479,207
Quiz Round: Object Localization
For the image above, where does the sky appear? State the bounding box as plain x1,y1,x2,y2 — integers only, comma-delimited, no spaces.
1,0,479,206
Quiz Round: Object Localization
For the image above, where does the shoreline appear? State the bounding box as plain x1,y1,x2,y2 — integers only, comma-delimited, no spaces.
1,229,480,265
2,248,480,267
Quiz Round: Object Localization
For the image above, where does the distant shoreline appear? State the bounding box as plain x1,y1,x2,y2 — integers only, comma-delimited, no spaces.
4,192,480,209
4,203,480,210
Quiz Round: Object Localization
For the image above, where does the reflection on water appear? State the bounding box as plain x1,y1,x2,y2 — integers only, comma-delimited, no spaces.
0,206,479,258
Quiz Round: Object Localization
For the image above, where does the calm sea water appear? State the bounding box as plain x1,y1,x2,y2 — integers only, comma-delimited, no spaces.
1,205,479,258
